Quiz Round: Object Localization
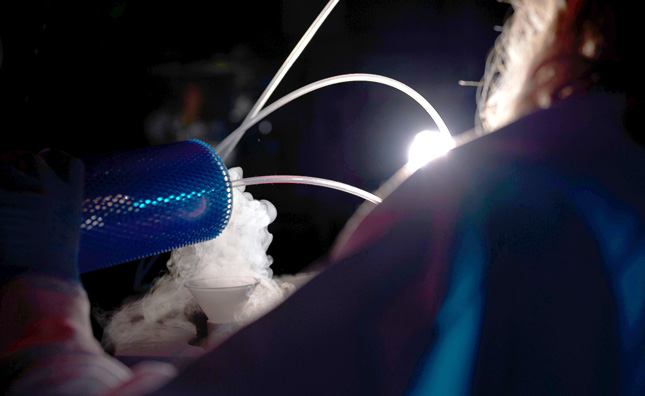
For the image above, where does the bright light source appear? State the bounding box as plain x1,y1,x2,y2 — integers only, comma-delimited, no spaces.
407,130,455,170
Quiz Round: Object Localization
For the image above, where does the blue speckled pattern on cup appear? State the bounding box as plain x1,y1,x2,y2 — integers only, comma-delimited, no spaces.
79,140,232,272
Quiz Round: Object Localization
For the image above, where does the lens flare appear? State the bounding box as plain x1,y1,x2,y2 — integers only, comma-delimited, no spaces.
407,130,456,170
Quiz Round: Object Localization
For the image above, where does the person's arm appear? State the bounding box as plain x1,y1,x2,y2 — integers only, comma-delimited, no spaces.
0,150,176,396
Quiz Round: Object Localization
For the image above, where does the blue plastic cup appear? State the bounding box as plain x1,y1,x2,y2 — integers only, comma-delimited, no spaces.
79,140,232,273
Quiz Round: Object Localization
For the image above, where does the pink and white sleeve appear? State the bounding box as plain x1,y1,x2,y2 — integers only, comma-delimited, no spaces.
1,275,176,396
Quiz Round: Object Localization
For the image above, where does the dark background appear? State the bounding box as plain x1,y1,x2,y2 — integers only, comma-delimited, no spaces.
0,1,508,315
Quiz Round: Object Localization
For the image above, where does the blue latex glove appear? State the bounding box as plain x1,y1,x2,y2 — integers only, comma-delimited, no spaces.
0,149,84,285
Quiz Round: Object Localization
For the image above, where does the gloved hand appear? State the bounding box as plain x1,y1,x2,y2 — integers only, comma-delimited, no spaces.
0,149,84,285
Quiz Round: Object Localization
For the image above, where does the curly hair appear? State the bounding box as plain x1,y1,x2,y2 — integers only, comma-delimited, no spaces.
477,1,636,134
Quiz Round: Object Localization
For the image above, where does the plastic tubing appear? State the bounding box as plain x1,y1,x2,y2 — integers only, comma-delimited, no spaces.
244,0,339,122
217,0,340,160
231,175,383,205
217,73,452,160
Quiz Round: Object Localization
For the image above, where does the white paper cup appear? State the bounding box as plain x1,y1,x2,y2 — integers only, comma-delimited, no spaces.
185,277,259,324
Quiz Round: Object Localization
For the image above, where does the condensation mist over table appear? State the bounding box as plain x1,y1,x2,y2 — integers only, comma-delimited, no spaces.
105,168,297,353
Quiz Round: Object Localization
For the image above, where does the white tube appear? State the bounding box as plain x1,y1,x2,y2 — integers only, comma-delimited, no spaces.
255,74,450,136
217,73,452,160
231,175,383,205
245,0,339,121
217,0,340,159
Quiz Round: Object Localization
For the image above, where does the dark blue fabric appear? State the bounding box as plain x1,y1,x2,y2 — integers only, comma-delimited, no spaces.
412,93,643,395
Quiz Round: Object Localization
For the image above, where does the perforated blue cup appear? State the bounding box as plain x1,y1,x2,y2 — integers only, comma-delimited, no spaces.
79,140,232,273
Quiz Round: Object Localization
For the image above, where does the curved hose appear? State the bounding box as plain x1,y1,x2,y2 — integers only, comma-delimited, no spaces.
232,175,382,204
217,73,452,160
